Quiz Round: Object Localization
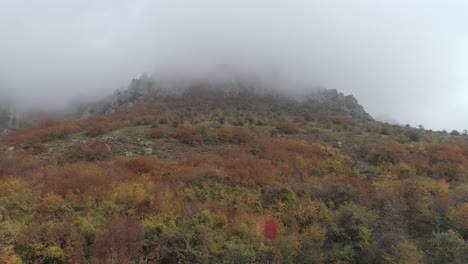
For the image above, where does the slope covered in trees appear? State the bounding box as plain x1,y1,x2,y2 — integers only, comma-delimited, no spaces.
0,81,467,263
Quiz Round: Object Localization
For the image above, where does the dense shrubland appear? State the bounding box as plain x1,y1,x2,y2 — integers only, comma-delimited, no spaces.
0,90,468,263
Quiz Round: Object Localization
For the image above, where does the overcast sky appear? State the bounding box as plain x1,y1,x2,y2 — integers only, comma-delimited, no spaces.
1,0,468,130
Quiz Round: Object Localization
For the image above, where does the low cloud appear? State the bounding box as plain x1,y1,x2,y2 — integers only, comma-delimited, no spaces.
1,0,467,130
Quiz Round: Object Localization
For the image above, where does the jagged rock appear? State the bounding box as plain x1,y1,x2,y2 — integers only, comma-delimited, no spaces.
76,74,372,121
144,148,153,155
304,89,372,120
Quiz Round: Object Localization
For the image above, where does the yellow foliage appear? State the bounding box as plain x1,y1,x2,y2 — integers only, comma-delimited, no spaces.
111,180,154,207
302,223,327,246
421,179,450,198
389,240,423,264
0,246,22,264
449,203,468,229
44,246,66,261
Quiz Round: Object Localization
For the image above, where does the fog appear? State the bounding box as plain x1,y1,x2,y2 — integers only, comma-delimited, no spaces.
1,0,468,130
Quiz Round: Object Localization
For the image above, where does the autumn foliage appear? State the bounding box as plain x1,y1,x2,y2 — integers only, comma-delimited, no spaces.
173,125,202,144
264,217,280,240
275,121,301,134
1,92,468,263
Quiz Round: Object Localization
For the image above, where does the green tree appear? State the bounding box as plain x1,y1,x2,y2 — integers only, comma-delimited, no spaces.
326,203,377,263
426,230,467,264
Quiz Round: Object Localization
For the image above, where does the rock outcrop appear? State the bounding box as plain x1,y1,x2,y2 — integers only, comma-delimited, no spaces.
78,74,372,121
304,89,372,120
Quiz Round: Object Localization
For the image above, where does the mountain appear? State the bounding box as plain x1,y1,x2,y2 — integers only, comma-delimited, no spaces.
78,74,372,121
0,75,467,264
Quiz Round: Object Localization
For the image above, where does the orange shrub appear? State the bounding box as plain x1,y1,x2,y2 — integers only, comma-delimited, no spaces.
0,119,81,146
173,125,202,145
32,143,48,155
209,126,254,144
366,140,410,164
425,143,468,181
37,120,80,142
427,143,465,163
43,162,132,196
121,156,160,174
0,151,45,178
0,130,41,146
223,151,277,186
275,121,301,134
248,138,325,164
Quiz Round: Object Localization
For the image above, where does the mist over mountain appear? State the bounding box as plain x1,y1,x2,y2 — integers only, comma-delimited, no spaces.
1,1,468,130
76,73,371,122
2,2,468,263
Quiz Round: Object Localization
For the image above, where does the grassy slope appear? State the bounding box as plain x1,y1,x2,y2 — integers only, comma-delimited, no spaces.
0,92,467,263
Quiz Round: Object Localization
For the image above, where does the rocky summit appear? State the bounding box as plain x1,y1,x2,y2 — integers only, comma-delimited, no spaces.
79,74,373,122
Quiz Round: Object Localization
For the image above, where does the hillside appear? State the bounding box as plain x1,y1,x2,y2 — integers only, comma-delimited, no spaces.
78,75,372,121
0,80,467,263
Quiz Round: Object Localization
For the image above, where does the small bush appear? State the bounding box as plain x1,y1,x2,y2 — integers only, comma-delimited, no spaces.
32,143,48,155
157,112,176,125
84,118,128,137
264,217,280,241
132,115,155,126
223,151,277,186
38,121,79,142
209,127,254,144
147,127,166,139
173,125,202,145
59,140,112,164
122,157,159,174
92,213,143,264
276,121,301,134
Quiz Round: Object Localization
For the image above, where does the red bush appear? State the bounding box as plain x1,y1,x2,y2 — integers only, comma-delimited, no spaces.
264,217,280,241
